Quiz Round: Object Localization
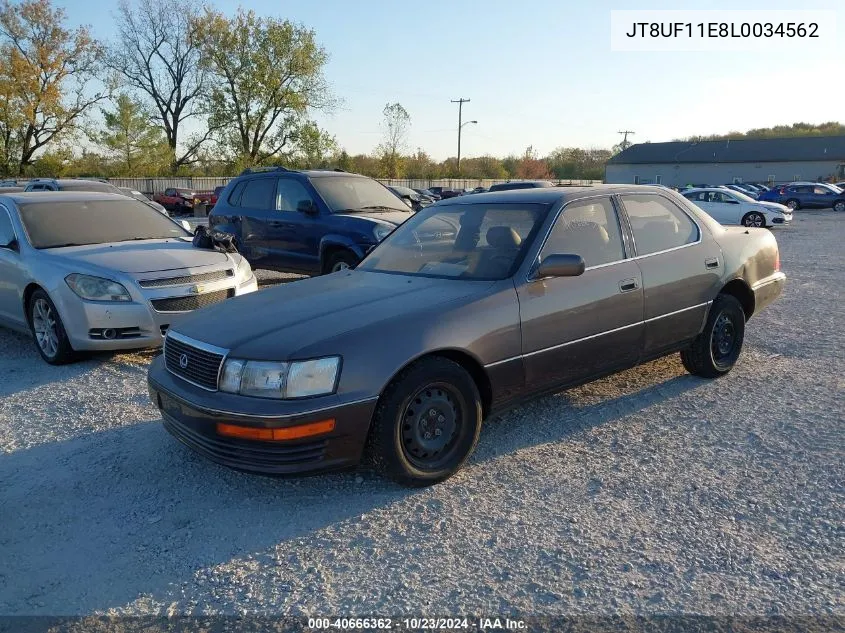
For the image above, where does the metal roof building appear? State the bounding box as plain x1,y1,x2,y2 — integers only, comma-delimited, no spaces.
605,136,845,187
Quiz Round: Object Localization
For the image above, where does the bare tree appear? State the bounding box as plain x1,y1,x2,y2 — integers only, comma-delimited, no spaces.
377,102,410,178
109,0,212,171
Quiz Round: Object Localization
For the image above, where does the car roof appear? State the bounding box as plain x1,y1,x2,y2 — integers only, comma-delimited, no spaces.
1,191,137,204
433,184,671,206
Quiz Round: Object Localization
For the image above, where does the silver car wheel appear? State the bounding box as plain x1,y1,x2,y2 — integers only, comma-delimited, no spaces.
32,298,59,358
332,261,350,272
743,213,764,228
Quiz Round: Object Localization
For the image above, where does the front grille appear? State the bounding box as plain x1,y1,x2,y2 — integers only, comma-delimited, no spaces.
151,289,232,313
139,269,234,288
164,334,225,390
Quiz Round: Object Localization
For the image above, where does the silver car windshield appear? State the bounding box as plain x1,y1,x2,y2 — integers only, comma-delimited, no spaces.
18,200,189,249
357,203,549,280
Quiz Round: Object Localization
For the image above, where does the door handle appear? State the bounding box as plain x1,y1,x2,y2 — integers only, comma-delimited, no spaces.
619,278,638,293
705,257,719,269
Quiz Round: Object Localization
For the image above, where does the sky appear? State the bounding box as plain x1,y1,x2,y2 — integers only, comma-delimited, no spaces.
58,0,845,160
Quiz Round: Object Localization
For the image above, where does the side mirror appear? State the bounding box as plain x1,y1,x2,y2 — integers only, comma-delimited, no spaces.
297,199,318,214
536,254,585,278
180,220,193,233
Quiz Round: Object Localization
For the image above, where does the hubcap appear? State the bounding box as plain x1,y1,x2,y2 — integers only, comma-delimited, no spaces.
32,298,59,357
401,384,461,467
787,201,798,210
332,261,350,272
745,214,763,227
710,311,736,364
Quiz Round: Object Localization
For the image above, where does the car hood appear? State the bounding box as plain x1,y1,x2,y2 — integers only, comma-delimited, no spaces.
45,239,230,273
334,210,413,225
171,270,493,358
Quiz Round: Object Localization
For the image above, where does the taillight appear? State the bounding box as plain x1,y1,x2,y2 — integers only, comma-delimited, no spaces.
775,251,780,272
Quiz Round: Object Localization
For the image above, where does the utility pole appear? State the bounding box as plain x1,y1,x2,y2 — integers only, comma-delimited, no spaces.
452,98,471,175
617,130,635,150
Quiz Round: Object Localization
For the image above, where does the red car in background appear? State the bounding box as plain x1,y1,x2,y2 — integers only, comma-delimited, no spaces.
153,187,196,214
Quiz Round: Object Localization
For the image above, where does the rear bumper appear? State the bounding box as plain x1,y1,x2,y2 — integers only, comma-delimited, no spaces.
148,357,378,475
751,271,786,316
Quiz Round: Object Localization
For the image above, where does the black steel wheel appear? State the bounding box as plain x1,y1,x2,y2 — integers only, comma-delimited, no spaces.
681,294,745,378
367,356,482,486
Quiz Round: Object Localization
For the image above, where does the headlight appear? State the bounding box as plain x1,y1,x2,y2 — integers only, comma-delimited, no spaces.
373,224,393,241
219,356,340,399
234,255,253,279
65,274,131,302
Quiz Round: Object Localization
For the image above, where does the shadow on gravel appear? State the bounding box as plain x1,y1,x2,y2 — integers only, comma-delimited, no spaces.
0,360,702,615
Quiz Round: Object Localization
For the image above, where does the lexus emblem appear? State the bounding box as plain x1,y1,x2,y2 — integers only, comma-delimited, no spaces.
179,353,189,369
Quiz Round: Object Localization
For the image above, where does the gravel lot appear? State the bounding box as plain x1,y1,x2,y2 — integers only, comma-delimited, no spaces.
0,211,842,620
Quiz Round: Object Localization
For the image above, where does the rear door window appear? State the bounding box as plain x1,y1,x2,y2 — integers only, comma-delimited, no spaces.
238,178,276,209
620,194,699,256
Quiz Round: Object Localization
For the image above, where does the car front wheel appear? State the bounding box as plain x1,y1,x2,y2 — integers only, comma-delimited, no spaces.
834,200,845,213
741,212,766,228
785,199,799,210
680,294,745,379
325,250,359,274
28,289,75,365
366,357,483,487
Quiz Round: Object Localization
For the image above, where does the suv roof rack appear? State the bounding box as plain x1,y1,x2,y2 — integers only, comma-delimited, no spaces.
239,166,291,176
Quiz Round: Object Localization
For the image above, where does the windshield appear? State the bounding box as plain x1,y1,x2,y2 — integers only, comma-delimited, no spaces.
726,189,756,203
357,203,549,280
18,199,190,249
311,176,411,213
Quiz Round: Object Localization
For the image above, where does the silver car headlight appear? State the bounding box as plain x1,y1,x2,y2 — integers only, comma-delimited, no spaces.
219,356,341,399
234,255,254,280
65,274,131,302
373,224,394,241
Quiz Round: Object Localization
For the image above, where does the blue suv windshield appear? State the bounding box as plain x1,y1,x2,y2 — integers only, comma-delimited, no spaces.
311,176,411,213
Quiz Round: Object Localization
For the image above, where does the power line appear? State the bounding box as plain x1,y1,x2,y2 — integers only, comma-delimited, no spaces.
617,130,635,150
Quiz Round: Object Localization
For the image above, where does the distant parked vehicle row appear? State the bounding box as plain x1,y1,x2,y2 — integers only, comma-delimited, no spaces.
758,182,845,212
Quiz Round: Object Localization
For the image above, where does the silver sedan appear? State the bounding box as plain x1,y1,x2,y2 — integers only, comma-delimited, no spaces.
0,192,257,364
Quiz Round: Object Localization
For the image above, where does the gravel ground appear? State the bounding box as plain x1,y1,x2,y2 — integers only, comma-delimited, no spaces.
0,211,842,620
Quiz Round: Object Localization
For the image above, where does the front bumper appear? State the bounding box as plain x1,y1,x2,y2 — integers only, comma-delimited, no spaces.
148,356,378,475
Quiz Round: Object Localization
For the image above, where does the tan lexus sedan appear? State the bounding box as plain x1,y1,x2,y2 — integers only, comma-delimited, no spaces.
148,185,785,486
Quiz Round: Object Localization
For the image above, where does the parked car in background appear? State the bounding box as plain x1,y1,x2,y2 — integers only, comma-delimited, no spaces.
117,187,168,215
427,187,462,199
834,182,845,191
488,180,555,192
469,186,488,194
758,182,845,211
682,188,791,227
415,188,441,201
153,188,197,215
0,192,257,364
723,183,759,199
24,178,123,194
209,167,413,274
149,185,785,485
387,185,432,212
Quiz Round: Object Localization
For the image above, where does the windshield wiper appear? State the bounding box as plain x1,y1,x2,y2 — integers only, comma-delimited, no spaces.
358,205,410,212
43,242,86,249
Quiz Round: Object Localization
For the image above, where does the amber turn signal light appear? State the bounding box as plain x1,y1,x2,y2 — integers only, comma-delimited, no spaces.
216,419,336,441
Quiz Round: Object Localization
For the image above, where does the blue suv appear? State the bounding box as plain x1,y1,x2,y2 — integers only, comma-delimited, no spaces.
209,167,414,274
758,182,845,212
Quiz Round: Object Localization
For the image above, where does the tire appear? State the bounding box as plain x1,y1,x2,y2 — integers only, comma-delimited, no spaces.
680,294,745,379
366,357,483,487
741,212,766,228
834,200,845,213
325,250,359,274
785,199,799,210
28,289,76,365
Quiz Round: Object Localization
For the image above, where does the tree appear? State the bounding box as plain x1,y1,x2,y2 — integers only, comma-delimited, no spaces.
376,102,410,178
292,120,337,169
194,8,333,166
110,0,212,172
0,0,108,175
405,148,436,180
514,145,552,179
334,149,353,172
94,93,170,175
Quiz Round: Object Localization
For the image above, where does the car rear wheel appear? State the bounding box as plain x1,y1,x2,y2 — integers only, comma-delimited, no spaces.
834,200,845,213
28,289,75,365
785,199,799,210
366,356,482,487
680,294,745,379
741,212,766,228
325,250,359,274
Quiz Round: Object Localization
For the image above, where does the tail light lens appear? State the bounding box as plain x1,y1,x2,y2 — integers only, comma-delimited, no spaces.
775,251,780,272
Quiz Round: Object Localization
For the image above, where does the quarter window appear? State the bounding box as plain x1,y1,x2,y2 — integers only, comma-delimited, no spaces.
276,179,315,212
0,208,14,244
621,194,699,256
238,178,276,209
541,197,625,268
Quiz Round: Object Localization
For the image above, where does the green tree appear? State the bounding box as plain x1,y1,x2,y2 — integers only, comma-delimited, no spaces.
194,8,334,166
334,149,353,172
377,102,410,178
95,93,170,175
292,120,337,169
404,148,435,180
0,0,109,175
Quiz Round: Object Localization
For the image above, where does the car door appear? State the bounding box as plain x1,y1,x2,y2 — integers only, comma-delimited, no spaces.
811,185,835,209
617,193,723,360
263,177,324,274
0,205,27,328
231,176,280,270
516,195,644,393
712,191,744,224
